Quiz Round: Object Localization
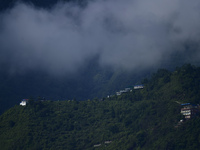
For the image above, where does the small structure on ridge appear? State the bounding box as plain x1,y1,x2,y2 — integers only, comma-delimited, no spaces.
116,88,131,96
133,85,144,90
20,99,29,106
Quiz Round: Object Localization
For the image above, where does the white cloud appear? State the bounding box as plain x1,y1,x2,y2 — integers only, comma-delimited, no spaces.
0,0,200,75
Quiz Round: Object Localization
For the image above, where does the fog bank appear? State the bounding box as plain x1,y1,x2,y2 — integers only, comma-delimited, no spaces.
0,0,200,75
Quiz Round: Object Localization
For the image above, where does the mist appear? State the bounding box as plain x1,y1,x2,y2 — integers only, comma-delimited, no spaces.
0,0,200,75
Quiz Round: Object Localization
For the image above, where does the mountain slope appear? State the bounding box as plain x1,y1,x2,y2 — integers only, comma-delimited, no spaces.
0,59,148,114
1,64,200,149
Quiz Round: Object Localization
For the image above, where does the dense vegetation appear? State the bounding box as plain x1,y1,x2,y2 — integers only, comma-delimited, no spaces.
0,57,149,114
1,64,200,149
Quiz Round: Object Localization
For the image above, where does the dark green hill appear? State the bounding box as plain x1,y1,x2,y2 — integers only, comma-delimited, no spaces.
0,61,147,114
1,64,200,150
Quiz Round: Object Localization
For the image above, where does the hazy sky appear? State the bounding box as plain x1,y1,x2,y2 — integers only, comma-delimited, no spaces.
0,0,200,75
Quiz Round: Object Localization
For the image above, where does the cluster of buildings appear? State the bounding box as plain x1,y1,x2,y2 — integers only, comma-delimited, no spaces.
116,88,131,96
175,103,199,127
133,85,144,90
19,97,46,106
116,85,144,96
94,141,112,148
180,103,199,119
20,85,144,105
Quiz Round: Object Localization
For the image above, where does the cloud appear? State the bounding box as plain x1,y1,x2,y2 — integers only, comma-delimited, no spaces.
0,0,200,75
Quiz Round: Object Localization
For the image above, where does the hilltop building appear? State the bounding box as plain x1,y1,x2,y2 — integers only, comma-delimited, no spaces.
116,88,131,96
134,85,144,89
180,103,199,119
94,144,101,148
20,99,29,106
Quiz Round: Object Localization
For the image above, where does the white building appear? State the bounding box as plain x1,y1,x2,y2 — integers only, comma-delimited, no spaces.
20,99,29,106
134,85,144,89
116,87,132,96
94,144,101,147
105,141,112,144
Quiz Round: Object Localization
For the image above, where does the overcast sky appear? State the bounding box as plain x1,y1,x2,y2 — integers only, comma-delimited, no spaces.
0,0,200,75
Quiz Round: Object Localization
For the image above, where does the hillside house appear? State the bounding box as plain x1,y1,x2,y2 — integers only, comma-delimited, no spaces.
180,103,199,119
20,99,29,106
105,141,112,144
116,88,131,96
116,92,122,96
94,144,101,147
134,85,144,89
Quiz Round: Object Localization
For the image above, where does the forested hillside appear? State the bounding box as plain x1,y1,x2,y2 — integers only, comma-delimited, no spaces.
1,64,200,150
1,0,200,116
0,59,148,114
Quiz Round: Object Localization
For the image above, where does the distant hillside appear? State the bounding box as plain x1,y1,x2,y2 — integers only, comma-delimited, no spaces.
1,64,200,149
0,58,148,114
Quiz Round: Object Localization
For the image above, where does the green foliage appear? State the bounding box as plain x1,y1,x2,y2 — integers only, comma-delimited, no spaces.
1,64,200,149
0,57,147,115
